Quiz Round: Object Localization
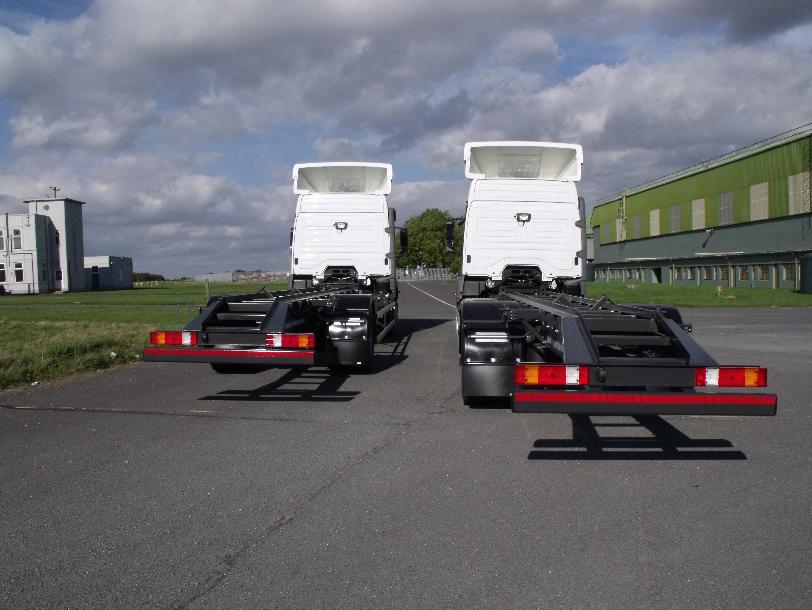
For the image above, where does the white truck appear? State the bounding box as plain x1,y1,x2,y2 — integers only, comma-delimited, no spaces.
144,162,405,372
454,142,776,416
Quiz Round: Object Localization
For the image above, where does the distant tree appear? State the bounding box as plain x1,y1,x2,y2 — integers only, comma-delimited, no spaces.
399,208,463,269
133,272,166,282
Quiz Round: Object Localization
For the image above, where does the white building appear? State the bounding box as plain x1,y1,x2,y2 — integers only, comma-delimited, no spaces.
26,198,85,291
0,198,87,294
1,211,54,293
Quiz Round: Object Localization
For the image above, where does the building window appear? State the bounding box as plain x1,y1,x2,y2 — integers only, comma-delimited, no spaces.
784,264,796,281
749,182,769,221
632,213,641,239
14,262,23,282
55,230,60,246
12,229,22,249
56,268,63,281
0,229,4,250
788,171,811,215
0,263,5,283
758,265,769,281
739,266,750,281
650,209,660,237
703,266,713,280
720,266,729,281
718,191,734,225
687,267,696,280
692,199,705,229
669,205,681,233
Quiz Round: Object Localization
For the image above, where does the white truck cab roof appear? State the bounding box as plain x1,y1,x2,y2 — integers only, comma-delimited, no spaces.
464,141,582,182
293,162,392,195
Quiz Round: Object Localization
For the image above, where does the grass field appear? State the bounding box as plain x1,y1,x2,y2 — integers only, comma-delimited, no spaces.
0,282,285,390
586,282,812,307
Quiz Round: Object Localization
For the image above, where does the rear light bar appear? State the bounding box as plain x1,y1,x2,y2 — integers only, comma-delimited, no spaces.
695,367,767,388
150,330,198,346
266,333,315,349
515,364,589,386
514,364,769,389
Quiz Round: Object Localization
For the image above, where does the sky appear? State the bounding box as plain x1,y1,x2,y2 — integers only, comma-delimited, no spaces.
0,1,810,277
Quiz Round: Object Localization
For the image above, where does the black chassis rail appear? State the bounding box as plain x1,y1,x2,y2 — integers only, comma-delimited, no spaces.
458,288,777,415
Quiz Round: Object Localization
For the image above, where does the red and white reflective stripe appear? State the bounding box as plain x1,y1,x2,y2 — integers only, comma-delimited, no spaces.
265,333,316,349
150,330,198,346
144,348,313,359
514,391,777,406
694,367,767,388
514,364,589,386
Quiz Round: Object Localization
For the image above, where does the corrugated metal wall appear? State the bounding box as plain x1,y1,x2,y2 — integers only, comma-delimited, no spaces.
590,134,812,244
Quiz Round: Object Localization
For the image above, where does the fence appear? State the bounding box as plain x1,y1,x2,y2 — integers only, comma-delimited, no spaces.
396,267,456,281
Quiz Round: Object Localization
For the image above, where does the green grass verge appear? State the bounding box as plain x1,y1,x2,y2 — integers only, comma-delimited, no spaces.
0,281,286,305
586,282,812,307
0,282,286,390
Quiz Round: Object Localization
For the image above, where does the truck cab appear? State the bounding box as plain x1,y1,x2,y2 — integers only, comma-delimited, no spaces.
290,163,397,293
458,142,585,298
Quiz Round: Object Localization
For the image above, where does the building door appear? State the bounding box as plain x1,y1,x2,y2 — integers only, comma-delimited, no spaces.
91,266,100,290
652,268,662,283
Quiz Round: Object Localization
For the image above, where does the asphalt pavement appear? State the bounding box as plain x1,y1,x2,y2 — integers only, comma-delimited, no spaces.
1,282,810,609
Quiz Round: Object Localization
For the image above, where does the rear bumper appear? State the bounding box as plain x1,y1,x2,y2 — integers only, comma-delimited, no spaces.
143,347,314,367
512,390,777,416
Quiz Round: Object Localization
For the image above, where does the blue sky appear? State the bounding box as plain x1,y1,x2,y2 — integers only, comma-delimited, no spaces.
0,0,810,276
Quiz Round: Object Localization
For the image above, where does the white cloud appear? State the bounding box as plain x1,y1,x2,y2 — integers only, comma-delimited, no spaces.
314,137,364,161
495,29,559,62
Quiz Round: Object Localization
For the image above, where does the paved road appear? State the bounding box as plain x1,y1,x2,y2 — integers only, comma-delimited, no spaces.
1,283,810,609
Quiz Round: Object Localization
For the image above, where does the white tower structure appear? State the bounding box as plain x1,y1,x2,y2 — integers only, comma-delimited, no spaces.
25,198,86,291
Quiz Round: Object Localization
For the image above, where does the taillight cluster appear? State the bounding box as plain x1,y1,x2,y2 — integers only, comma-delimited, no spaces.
514,364,589,386
265,333,315,349
694,367,767,388
514,363,769,388
150,331,198,346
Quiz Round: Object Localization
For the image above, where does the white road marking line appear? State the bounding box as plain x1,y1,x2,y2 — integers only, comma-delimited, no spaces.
405,282,456,308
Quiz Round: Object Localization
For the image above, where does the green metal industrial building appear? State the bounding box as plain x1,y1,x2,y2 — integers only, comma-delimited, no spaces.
589,125,812,291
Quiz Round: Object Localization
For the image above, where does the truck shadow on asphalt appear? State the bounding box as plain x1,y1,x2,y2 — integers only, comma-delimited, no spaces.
197,318,451,403
200,367,360,402
528,415,746,461
374,317,451,371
